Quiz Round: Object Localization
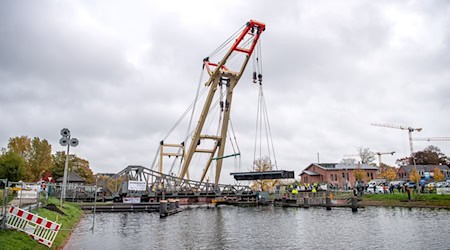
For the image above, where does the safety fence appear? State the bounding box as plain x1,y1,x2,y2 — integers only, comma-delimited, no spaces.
6,206,61,248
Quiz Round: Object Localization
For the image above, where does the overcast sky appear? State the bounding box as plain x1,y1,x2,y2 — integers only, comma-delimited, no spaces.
1,0,449,184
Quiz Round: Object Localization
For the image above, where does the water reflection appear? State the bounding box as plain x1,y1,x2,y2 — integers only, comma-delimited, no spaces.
65,206,450,250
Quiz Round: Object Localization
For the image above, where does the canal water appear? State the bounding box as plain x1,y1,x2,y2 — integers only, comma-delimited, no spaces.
65,206,450,249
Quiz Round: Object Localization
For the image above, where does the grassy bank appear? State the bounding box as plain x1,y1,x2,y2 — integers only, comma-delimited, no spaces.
360,193,450,208
0,198,83,250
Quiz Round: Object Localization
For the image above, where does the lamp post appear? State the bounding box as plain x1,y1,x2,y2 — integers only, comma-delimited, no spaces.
59,128,79,207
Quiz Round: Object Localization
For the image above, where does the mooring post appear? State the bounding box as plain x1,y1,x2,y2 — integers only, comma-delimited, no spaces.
160,200,168,217
326,197,331,210
168,199,175,210
92,185,97,234
351,197,358,212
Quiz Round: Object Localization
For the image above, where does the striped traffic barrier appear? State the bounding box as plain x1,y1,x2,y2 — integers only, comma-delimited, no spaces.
6,206,61,248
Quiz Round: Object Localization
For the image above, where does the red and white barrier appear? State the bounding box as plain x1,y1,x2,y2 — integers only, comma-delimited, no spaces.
6,206,61,248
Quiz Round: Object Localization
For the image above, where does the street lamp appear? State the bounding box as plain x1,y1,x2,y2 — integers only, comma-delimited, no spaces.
59,128,79,207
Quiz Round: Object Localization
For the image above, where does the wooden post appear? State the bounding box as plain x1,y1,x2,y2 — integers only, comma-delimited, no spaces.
160,200,168,217
351,197,358,212
326,197,331,210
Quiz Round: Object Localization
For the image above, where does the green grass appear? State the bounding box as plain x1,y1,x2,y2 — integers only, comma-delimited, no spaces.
0,197,83,250
362,193,450,201
361,193,450,207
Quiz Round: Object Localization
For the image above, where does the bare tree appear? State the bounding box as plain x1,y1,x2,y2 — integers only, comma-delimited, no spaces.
357,147,375,164
340,158,356,165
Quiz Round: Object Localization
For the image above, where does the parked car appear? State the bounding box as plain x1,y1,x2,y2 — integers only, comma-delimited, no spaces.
435,182,448,188
367,185,384,194
390,181,404,188
368,179,387,188
405,182,417,188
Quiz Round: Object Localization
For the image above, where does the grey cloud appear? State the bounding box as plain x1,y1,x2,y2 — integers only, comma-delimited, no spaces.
1,0,450,181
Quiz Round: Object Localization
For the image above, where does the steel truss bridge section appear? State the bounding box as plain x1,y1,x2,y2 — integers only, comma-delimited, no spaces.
113,165,255,199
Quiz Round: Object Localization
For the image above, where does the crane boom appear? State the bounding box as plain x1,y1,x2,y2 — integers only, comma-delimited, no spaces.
371,122,422,155
375,151,395,167
371,123,422,132
412,137,450,141
178,20,266,185
375,151,395,156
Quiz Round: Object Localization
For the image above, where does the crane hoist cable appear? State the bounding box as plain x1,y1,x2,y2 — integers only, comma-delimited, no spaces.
172,85,226,176
209,24,246,58
160,24,253,145
151,67,208,171
261,86,278,169
168,66,207,175
161,20,266,184
250,38,278,171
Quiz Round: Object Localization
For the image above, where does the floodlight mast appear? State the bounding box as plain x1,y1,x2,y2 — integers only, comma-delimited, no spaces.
178,20,266,185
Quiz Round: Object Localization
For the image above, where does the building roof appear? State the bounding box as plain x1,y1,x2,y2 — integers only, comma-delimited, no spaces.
299,163,378,176
56,171,85,183
399,165,450,174
314,163,378,170
301,170,320,176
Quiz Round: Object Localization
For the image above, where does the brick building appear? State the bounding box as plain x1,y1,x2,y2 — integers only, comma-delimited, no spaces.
397,165,450,181
299,163,378,189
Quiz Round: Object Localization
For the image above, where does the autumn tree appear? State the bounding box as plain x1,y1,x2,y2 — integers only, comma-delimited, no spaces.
28,137,52,181
378,163,397,181
353,167,367,182
415,145,449,165
8,136,32,160
396,145,449,166
250,157,278,192
434,168,445,182
50,151,95,184
7,136,52,181
0,151,26,181
409,168,421,183
107,176,125,194
50,151,66,179
71,157,95,184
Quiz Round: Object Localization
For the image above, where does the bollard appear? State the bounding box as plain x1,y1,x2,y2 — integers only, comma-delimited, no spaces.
160,200,168,217
351,197,358,212
326,197,331,210
175,199,179,209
